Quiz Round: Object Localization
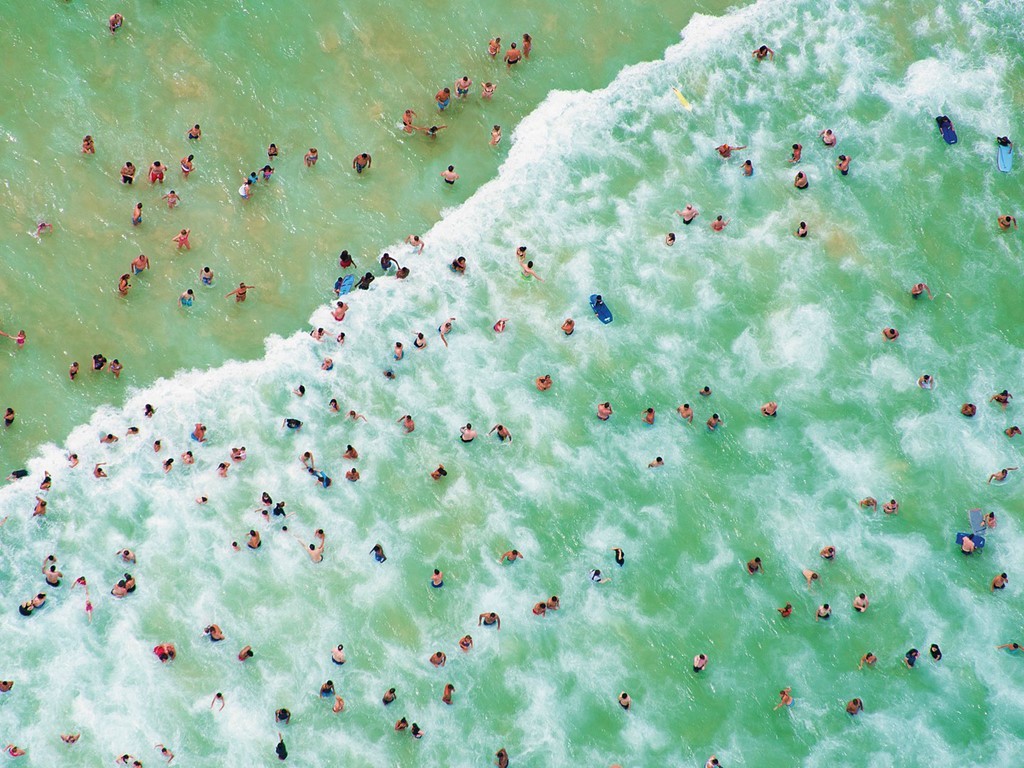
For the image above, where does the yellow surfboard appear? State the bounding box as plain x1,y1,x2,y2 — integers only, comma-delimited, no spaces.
672,87,692,111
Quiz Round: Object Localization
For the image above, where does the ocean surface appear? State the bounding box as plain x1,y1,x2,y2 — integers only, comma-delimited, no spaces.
3,0,1024,766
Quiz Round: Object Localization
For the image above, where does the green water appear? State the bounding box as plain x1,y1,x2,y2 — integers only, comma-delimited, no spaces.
3,0,1024,766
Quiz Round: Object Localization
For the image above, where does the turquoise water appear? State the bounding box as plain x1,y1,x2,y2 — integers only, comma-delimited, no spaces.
4,0,1024,766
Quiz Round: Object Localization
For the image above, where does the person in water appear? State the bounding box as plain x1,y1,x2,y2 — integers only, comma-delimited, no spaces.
752,44,774,60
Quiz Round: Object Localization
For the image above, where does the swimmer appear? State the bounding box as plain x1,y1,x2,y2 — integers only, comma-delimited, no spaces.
789,143,802,163
846,698,864,715
761,401,778,417
460,423,477,442
352,153,372,174
673,206,701,228
225,283,254,302
715,143,747,158
504,42,522,67
398,414,415,433
172,229,191,250
402,110,416,133
332,302,348,321
4,409,16,428
488,424,513,442
439,317,455,347
777,602,793,618
904,648,920,668
747,557,764,574
803,569,819,586
522,33,532,57
451,256,467,273
930,644,942,661
305,148,318,167
706,413,722,430
130,253,150,274
988,467,1018,483
153,742,175,762
238,645,253,661
187,123,202,140
192,423,207,441
230,446,246,462
343,445,358,459
441,165,459,184
665,232,676,246
820,545,835,560
589,568,611,584
597,402,613,420
996,643,1022,653
459,635,473,652
484,82,497,100
819,128,837,146
998,215,1018,230
493,319,507,333
882,327,899,340
836,155,851,175
421,124,448,138
618,692,632,710
642,407,655,425
858,652,877,669
773,687,794,709
404,234,425,253
677,403,694,423
321,357,333,371
247,530,261,549
204,624,225,641
741,160,753,176
61,734,80,744
82,135,95,153
496,748,510,768
411,723,424,739
859,497,877,510
795,221,808,238
162,189,180,208
430,651,447,667
431,464,447,481
435,87,452,110
991,389,1013,407
109,13,124,32
118,273,131,296
815,603,831,621
394,717,409,732
911,282,933,299
488,37,501,57
711,215,729,231
536,374,553,391
853,593,869,612
131,203,143,226
120,161,136,184
200,266,214,285
753,44,775,60
1006,427,1021,438
918,374,934,389
478,612,501,629
883,499,899,514
454,75,472,98
442,682,455,704
794,171,808,189
383,687,397,704
612,547,625,566
562,318,575,335
345,468,359,482
648,457,664,468
149,161,165,184
370,543,386,562
693,653,708,672
181,154,195,176
431,569,443,587
332,644,346,664
179,289,195,308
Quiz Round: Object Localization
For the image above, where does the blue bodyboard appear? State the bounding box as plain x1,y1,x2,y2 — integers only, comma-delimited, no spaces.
337,274,355,295
998,142,1013,172
590,294,613,324
936,116,957,145
956,532,985,550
